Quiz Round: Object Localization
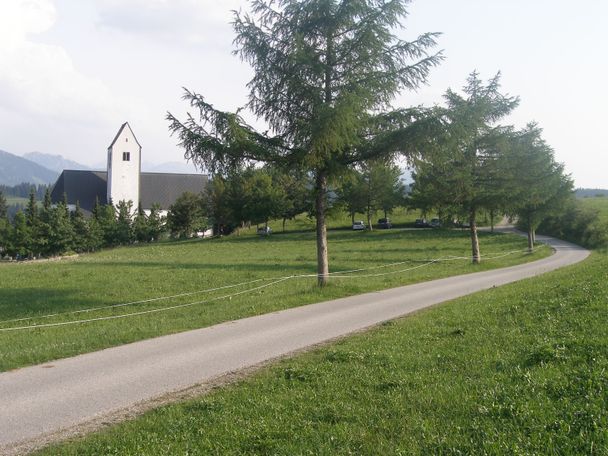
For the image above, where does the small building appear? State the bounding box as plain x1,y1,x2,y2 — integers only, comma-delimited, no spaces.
51,122,208,215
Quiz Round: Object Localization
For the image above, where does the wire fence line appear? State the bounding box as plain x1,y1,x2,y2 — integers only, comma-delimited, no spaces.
0,246,545,333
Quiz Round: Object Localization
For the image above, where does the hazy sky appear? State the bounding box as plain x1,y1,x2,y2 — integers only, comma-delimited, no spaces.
0,0,605,187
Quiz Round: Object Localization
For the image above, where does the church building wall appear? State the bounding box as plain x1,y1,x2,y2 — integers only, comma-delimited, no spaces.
107,123,141,209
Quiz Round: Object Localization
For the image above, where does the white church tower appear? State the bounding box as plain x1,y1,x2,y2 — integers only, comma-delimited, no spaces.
107,122,141,209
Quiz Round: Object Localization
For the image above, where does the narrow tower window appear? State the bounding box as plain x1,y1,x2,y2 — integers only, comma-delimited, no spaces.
123,152,131,161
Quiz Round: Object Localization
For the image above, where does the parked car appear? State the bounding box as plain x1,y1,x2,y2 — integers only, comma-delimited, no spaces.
352,220,366,231
377,218,392,229
414,218,429,228
429,218,442,228
257,226,272,235
455,220,470,229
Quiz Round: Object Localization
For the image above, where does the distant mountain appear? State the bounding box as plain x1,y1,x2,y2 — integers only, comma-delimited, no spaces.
142,161,203,174
23,151,90,172
0,150,58,186
576,188,608,198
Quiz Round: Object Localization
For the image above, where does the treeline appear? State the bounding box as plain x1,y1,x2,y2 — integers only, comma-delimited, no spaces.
0,190,165,259
407,72,576,258
0,183,49,199
166,163,409,238
167,166,311,237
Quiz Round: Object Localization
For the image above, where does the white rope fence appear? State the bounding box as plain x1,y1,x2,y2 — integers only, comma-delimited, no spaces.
0,246,544,333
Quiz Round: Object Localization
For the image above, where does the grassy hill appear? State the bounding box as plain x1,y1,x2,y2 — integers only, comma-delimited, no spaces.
0,228,547,372
37,250,605,455
580,195,608,223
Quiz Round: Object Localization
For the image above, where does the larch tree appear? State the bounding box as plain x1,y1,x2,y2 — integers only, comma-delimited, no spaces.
502,124,573,251
411,72,518,263
168,0,441,285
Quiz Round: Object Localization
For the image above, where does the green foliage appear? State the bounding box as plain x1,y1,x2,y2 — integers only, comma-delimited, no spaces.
167,192,205,238
46,201,74,255
336,161,406,228
504,124,573,244
133,203,150,243
336,171,367,224
168,0,442,283
115,200,134,245
0,219,9,255
36,252,606,456
8,211,31,258
242,169,284,226
539,197,608,249
146,203,166,242
70,202,90,253
96,202,118,247
86,217,104,252
410,73,518,223
25,188,38,229
267,166,312,231
0,191,7,220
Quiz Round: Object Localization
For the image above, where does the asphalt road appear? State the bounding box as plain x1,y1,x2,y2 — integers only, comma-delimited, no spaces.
0,234,589,454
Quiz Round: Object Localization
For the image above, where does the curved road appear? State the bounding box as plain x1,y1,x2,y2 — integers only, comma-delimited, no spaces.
0,234,589,454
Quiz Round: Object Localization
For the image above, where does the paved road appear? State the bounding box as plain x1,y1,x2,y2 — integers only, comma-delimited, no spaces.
0,234,589,454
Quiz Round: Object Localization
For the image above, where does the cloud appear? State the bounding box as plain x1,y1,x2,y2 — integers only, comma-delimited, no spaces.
96,0,244,48
0,0,122,126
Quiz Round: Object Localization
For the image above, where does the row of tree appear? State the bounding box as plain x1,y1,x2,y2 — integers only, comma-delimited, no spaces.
165,0,581,284
166,162,408,237
407,72,572,258
0,183,49,199
0,157,410,259
336,161,407,228
0,190,165,259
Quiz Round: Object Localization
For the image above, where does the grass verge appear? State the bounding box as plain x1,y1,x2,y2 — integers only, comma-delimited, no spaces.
0,229,547,372
37,250,607,455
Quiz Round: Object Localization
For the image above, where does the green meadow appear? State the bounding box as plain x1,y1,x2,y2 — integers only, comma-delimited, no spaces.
0,227,546,372
37,250,606,455
580,195,608,223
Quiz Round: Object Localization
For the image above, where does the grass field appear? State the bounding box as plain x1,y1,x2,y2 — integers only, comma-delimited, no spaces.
36,250,606,455
0,228,547,372
5,196,28,206
580,195,608,223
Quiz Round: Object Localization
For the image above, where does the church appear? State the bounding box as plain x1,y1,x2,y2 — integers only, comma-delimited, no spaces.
51,123,208,215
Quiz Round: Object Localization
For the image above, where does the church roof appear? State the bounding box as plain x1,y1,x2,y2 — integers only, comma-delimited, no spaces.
140,172,209,210
51,170,208,214
51,170,108,213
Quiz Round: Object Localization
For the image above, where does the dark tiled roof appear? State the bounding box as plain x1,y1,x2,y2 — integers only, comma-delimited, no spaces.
50,170,208,213
141,172,208,210
50,170,108,213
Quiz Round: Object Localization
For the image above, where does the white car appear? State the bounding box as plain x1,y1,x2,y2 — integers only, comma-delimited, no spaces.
352,221,366,231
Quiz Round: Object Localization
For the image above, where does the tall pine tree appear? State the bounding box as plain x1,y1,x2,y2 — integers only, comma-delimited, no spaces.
168,0,442,285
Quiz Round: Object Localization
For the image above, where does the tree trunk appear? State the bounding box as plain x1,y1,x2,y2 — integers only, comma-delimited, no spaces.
469,208,480,264
527,229,534,253
490,209,495,233
351,212,355,226
315,171,329,287
282,217,286,233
